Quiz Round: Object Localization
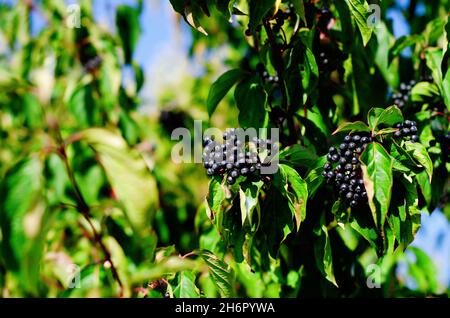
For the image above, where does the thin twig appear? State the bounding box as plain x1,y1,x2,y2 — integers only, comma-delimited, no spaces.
57,145,124,297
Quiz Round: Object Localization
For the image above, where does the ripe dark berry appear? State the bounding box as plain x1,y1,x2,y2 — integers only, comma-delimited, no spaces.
339,143,347,150
339,157,347,165
348,142,356,149
327,171,335,179
361,137,370,144
344,135,352,143
329,146,337,153
231,169,239,178
227,176,236,185
346,192,353,200
241,167,249,175
331,154,339,162
394,130,402,138
344,164,353,171
410,125,418,133
350,200,358,208
351,157,359,164
352,135,361,142
340,184,348,191
324,163,332,171
402,128,410,136
411,135,419,142
355,147,363,154
344,150,353,158
404,120,411,126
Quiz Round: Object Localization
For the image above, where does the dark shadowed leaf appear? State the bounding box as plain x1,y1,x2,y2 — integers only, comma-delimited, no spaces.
234,78,269,129
207,69,247,117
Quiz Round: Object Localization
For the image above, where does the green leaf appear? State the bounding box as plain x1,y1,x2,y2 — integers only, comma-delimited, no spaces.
248,0,275,33
0,157,49,295
367,107,384,129
406,247,440,294
415,170,431,205
360,142,394,228
274,164,308,230
411,82,440,102
425,48,444,94
234,78,269,129
304,156,327,198
239,180,263,226
331,199,348,224
376,128,398,136
199,250,234,297
314,217,338,287
76,128,159,234
291,0,306,24
350,212,379,251
207,69,247,117
368,106,403,131
260,187,294,257
205,176,226,221
279,144,318,168
374,105,403,129
332,121,371,135
388,35,423,64
173,271,200,298
216,0,235,21
443,66,450,109
345,0,373,46
185,2,209,35
334,0,354,51
404,141,433,182
116,5,141,64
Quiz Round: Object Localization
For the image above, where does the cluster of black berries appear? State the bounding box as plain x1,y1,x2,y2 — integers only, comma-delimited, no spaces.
272,3,296,33
322,134,372,208
256,63,279,84
393,120,419,142
203,130,278,185
391,80,417,109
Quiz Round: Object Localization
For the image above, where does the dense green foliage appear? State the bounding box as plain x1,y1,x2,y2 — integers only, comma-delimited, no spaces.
0,0,449,298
